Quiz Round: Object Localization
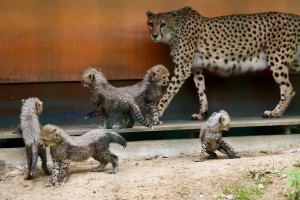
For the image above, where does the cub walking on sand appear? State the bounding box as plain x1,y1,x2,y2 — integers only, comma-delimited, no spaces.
20,97,51,179
195,110,240,162
82,67,151,129
40,124,127,186
85,65,170,126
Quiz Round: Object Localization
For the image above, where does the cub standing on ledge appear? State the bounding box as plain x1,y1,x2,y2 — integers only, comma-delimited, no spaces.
85,65,170,126
81,67,152,129
147,7,300,120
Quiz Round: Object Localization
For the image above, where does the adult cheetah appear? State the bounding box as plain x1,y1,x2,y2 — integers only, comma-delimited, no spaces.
147,7,300,120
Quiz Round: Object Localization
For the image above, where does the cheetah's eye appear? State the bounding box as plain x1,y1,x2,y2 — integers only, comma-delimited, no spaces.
148,22,153,28
160,23,166,28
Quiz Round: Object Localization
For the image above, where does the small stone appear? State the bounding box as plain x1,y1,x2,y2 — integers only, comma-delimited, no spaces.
281,173,288,178
226,194,234,200
258,184,264,189
199,194,204,198
289,149,298,153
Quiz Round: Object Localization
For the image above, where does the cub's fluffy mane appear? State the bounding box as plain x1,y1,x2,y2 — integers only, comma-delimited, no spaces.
205,110,230,131
42,124,107,147
20,97,41,119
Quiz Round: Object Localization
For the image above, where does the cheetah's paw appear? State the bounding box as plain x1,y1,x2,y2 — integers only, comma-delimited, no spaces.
262,110,281,118
191,112,208,120
108,169,116,174
194,158,205,162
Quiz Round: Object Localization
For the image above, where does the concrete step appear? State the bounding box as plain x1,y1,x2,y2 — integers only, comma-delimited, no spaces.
1,134,300,166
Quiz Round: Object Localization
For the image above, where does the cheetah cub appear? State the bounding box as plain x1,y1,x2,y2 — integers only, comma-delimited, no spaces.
86,65,170,126
195,110,240,162
20,97,51,179
40,124,127,186
82,67,152,129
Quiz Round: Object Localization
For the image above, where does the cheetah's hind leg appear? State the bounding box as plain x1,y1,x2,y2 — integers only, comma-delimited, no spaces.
262,54,295,118
207,151,217,159
91,161,108,172
107,153,118,174
218,147,240,159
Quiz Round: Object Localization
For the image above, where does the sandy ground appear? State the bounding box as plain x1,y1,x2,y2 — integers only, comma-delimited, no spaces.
1,146,300,200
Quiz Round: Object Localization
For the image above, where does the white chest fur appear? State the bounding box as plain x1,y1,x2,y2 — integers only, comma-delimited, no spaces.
192,50,268,74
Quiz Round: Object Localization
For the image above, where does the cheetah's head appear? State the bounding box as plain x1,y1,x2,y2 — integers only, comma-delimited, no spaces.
146,10,176,44
81,67,108,88
21,97,43,116
147,64,170,86
40,124,62,148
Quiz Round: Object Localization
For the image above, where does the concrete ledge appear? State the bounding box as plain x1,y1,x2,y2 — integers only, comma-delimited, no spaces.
1,134,299,166
2,116,300,140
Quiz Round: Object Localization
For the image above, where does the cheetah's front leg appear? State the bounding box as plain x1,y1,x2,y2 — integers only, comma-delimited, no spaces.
51,161,61,186
157,65,191,118
147,103,161,125
57,160,71,183
194,142,208,162
192,69,208,120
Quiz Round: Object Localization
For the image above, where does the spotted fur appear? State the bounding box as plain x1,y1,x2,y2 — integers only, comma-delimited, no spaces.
20,97,51,179
40,124,127,186
147,7,300,120
81,67,152,129
195,110,240,162
86,65,170,125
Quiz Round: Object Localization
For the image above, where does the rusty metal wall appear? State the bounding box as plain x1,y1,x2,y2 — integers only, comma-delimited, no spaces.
0,0,300,83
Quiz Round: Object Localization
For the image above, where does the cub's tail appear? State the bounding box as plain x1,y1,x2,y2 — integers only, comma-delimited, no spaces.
106,132,127,148
25,142,39,180
131,104,152,128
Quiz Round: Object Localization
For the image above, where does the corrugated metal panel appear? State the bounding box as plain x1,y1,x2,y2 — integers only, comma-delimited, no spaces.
0,0,300,83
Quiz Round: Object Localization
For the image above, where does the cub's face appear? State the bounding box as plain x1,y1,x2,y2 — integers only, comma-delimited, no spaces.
40,124,62,147
146,11,175,44
81,67,107,88
151,65,170,86
81,68,97,88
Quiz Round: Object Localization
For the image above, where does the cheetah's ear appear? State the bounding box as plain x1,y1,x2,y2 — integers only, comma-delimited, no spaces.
97,68,101,72
170,11,177,17
147,11,153,18
21,99,25,104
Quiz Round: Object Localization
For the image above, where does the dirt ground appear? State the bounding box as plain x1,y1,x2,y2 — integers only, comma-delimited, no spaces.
1,145,300,200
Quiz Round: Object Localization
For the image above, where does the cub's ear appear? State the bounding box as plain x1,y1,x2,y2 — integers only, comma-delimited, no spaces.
97,68,101,72
21,99,25,104
147,11,154,18
219,115,225,123
151,70,157,78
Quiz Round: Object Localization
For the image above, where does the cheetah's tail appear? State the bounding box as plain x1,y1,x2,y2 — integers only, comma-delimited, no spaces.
25,142,39,179
106,132,127,148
